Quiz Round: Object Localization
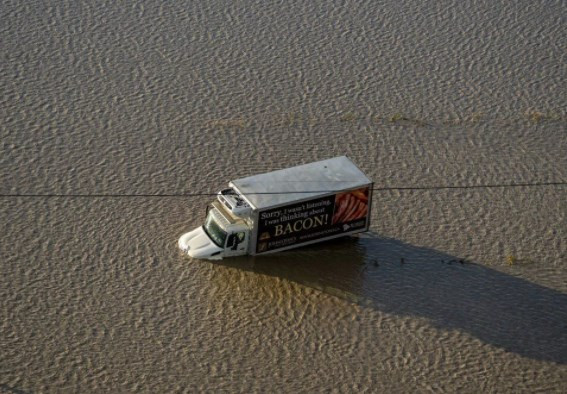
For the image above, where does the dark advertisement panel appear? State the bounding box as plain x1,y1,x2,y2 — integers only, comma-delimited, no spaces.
256,187,370,254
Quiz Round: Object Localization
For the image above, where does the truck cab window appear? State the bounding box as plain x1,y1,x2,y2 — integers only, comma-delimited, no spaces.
226,233,236,248
203,211,228,247
226,232,245,250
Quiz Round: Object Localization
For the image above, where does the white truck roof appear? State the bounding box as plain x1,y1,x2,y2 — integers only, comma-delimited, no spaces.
230,156,372,210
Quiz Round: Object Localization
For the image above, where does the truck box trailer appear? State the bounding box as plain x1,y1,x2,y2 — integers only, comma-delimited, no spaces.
178,156,373,260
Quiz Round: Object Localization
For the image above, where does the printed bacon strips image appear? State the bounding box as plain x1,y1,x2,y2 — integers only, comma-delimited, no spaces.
332,187,369,224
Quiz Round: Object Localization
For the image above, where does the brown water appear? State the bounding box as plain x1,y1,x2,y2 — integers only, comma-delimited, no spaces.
1,0,566,392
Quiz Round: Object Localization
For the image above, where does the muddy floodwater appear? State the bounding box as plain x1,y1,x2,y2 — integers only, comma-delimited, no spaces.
1,0,566,392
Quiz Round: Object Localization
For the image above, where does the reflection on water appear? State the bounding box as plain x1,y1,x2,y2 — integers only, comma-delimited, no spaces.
213,233,567,364
216,237,368,304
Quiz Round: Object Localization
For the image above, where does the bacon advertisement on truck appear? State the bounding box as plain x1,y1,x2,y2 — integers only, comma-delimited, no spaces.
255,187,371,254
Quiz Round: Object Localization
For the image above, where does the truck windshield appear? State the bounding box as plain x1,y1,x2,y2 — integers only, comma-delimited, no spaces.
203,212,227,247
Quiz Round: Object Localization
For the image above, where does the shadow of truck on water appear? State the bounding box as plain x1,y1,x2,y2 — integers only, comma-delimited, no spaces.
214,233,567,365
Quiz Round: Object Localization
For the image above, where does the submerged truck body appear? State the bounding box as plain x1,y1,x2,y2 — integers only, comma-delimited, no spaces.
178,156,373,260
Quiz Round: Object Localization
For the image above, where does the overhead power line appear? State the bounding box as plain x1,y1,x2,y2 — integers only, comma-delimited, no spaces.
0,181,565,198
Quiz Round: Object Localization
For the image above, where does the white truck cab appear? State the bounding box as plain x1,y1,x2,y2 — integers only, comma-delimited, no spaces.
178,197,251,260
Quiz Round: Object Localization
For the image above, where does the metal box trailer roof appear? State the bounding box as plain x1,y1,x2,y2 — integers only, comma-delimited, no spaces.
230,156,372,210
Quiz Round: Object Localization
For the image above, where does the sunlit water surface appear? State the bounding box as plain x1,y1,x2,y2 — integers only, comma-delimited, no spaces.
1,0,566,392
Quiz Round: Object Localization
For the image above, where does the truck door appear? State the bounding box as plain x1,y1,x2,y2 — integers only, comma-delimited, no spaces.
224,230,248,257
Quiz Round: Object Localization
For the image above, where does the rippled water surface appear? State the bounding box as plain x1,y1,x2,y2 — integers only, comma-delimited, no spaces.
2,0,566,392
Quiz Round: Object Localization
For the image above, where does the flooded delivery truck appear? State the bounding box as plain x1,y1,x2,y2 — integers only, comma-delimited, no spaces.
178,156,373,260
